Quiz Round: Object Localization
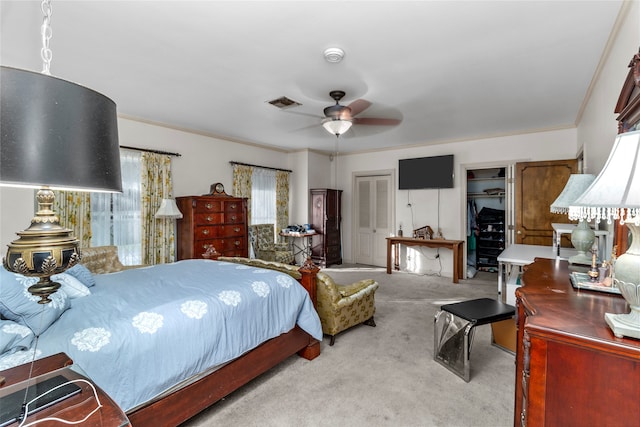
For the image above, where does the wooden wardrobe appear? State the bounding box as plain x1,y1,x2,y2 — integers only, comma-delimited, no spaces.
309,188,342,267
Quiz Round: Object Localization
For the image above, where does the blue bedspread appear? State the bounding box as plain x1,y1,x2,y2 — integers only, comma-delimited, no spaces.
24,260,322,411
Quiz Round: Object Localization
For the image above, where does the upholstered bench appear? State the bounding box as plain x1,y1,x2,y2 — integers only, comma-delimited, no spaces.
433,298,515,382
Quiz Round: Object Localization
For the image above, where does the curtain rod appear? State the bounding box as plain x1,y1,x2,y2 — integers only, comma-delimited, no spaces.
120,145,181,157
230,161,292,173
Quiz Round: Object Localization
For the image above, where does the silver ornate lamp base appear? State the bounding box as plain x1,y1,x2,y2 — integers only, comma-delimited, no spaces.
568,219,595,265
605,309,640,339
605,222,640,340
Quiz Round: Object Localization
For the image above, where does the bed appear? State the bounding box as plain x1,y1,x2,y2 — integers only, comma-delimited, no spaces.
0,254,322,426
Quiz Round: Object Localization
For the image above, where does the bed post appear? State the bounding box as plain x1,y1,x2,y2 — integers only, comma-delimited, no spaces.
297,258,321,360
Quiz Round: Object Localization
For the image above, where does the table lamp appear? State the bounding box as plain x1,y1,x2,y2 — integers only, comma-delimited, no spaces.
550,174,596,264
0,66,121,303
569,129,640,339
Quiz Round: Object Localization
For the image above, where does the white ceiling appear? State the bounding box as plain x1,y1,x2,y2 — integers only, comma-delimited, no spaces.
0,1,623,154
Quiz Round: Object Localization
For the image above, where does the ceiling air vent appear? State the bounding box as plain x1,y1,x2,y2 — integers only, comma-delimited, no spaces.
267,96,302,110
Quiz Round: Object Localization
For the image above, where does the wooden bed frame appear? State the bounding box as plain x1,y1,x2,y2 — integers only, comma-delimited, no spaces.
0,258,321,426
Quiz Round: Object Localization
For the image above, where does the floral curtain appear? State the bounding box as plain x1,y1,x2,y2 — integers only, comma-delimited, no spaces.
232,163,253,221
54,191,92,247
275,170,290,242
141,152,174,265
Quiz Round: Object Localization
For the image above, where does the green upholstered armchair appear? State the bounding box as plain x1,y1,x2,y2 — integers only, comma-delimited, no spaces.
316,272,378,346
248,224,295,265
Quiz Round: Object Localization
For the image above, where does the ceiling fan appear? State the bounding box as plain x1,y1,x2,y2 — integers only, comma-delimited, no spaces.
321,90,401,137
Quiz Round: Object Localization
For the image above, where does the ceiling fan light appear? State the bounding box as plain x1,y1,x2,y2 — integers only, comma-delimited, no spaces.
322,118,352,136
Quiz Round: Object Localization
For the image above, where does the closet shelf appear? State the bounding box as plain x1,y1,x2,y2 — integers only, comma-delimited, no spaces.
467,192,505,199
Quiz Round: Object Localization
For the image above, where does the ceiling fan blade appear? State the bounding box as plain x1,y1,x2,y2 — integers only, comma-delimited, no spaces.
284,110,323,119
352,117,401,126
346,99,372,117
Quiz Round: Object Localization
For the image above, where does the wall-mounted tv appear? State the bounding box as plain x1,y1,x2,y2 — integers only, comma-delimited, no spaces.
398,154,454,189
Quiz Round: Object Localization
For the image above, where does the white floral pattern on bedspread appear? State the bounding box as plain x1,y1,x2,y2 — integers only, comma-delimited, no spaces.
2,260,321,412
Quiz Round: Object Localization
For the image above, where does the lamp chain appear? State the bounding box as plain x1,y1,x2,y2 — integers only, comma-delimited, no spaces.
40,0,53,75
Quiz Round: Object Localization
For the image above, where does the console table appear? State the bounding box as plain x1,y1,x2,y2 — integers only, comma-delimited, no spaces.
280,231,316,265
515,258,640,426
386,237,464,283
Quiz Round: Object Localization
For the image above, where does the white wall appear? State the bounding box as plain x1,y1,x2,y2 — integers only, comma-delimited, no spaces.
337,128,579,275
575,0,639,254
0,117,307,250
3,6,637,269
577,0,640,172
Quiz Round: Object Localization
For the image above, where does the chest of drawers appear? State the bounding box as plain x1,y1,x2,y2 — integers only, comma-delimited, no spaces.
176,195,248,259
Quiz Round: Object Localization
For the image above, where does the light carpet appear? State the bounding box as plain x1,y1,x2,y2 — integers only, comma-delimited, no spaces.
182,266,515,427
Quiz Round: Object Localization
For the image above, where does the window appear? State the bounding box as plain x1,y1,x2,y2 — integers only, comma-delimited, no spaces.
250,168,276,225
91,150,142,264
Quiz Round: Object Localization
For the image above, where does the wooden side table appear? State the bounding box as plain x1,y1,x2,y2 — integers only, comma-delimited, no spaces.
0,353,130,427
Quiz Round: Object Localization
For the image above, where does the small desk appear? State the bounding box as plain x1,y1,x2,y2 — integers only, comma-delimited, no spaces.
280,231,316,265
386,237,465,283
497,244,579,303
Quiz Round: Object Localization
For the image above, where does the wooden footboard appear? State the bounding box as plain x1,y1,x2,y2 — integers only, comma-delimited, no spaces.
127,326,318,426
128,257,321,426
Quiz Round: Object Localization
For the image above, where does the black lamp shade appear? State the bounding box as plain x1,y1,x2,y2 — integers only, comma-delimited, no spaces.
0,66,122,192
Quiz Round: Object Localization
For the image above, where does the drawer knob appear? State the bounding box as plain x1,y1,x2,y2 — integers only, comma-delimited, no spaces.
230,215,237,221
234,240,240,246
230,204,237,210
202,229,209,235
234,227,240,232
206,216,212,222
205,203,212,209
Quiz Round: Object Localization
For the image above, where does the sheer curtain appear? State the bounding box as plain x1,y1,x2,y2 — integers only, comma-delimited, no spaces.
91,150,142,264
251,168,276,226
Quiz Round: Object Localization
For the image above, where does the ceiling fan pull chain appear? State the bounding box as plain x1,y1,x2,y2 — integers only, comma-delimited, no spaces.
40,0,53,75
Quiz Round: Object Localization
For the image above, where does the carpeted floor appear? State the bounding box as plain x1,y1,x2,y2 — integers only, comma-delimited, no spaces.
181,266,515,427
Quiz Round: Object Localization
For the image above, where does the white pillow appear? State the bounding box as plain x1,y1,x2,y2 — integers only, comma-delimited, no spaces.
51,273,91,299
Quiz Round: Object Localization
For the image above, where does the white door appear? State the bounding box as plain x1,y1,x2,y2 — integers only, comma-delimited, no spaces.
355,174,393,266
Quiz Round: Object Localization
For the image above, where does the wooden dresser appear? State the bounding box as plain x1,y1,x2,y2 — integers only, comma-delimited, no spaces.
515,258,640,426
309,188,342,267
176,195,248,259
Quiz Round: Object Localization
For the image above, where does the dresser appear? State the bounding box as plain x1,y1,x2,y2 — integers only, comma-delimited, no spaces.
309,188,342,266
176,195,248,259
515,258,640,426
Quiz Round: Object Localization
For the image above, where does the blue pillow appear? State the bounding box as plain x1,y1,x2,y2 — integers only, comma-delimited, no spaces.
0,319,34,354
65,264,96,288
51,273,91,299
0,268,70,336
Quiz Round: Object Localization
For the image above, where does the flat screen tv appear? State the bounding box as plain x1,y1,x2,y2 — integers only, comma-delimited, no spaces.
398,154,454,189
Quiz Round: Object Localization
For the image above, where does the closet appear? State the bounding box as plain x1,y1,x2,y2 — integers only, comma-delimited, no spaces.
467,168,506,273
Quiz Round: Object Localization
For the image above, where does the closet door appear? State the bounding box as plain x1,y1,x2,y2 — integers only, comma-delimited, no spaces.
355,175,392,266
515,159,578,245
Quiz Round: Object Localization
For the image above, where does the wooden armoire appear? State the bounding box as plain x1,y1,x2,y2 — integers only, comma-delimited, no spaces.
175,194,248,259
309,188,342,267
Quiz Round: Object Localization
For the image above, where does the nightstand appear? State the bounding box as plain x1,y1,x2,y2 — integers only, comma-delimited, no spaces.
0,353,129,426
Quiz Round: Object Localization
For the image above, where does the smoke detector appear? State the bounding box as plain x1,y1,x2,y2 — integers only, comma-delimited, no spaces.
324,47,345,63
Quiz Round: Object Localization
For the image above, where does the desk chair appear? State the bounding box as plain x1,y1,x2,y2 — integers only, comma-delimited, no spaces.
434,298,515,382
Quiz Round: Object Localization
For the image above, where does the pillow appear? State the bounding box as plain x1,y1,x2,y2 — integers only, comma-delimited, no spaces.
0,320,34,354
51,273,91,299
65,264,96,288
0,268,70,336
